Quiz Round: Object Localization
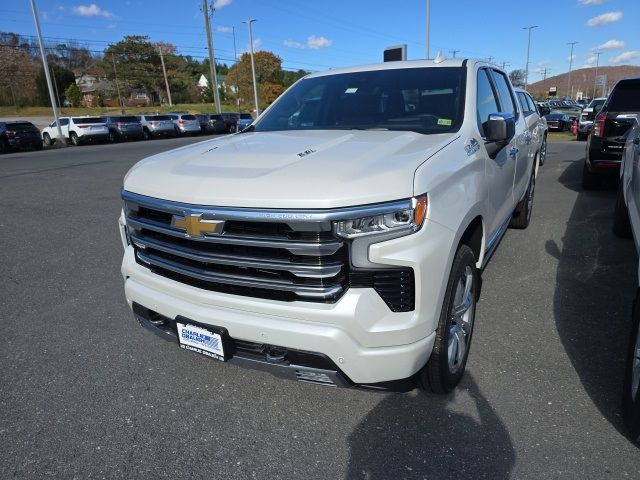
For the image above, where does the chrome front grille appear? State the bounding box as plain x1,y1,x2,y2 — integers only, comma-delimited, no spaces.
123,191,349,303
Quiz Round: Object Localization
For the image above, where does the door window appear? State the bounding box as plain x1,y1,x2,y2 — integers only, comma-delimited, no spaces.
476,69,500,136
491,70,517,118
59,119,69,126
516,92,530,116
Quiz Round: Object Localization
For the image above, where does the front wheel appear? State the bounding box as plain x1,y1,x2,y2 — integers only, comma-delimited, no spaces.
419,245,478,394
538,136,547,166
43,133,52,146
623,291,640,443
70,132,80,146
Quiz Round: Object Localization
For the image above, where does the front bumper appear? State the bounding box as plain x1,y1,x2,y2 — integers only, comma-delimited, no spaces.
119,213,455,386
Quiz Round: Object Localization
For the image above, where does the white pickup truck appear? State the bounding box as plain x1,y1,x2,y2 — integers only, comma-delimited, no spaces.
119,59,546,392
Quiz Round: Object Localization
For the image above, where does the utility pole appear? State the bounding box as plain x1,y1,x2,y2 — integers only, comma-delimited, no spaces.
243,19,260,116
500,61,510,70
487,56,495,64
425,0,431,59
567,41,578,99
542,67,551,81
202,0,221,114
29,0,64,144
449,49,459,58
158,46,172,106
523,25,538,91
232,26,239,108
593,51,602,98
50,64,61,109
111,52,123,109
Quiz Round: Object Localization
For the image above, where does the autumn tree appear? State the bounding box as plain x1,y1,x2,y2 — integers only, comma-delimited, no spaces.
227,51,286,110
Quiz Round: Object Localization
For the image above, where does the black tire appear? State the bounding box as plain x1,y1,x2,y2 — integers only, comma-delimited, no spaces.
43,133,52,146
623,290,640,443
582,162,601,190
510,170,535,229
419,244,479,394
143,128,150,140
613,180,633,238
229,124,236,133
70,132,80,146
538,135,547,166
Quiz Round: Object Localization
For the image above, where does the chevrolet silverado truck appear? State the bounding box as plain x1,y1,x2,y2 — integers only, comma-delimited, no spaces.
119,59,541,393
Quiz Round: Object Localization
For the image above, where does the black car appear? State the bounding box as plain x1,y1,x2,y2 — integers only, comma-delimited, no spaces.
0,121,42,153
197,114,228,134
583,77,640,189
543,112,571,131
104,115,144,142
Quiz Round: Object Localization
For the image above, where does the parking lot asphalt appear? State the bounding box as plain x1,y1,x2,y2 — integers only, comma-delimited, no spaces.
1,138,639,479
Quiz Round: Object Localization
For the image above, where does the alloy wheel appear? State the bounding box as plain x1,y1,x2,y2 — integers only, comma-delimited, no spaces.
448,265,475,374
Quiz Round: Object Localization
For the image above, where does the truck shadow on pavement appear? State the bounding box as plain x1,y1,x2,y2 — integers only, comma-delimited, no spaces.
549,157,637,434
347,375,515,479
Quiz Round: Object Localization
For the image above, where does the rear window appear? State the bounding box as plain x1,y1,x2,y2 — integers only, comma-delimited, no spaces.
7,122,37,129
181,115,197,120
115,116,139,123
72,117,104,123
149,115,171,120
607,81,640,112
240,113,252,119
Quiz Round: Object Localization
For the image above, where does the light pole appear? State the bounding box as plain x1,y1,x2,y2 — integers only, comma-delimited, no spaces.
593,51,602,98
158,46,172,106
202,0,221,114
523,25,538,91
567,41,578,99
29,0,64,145
243,19,260,116
425,0,431,59
232,26,239,107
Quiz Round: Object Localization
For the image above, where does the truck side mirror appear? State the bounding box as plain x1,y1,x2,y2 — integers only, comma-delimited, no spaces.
485,113,515,143
540,106,551,116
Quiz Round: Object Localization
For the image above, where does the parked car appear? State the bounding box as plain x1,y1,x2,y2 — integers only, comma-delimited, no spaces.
544,112,571,131
42,117,109,146
0,121,42,152
118,59,541,393
583,77,640,190
515,88,548,174
196,114,227,134
235,113,254,132
168,113,201,136
577,97,607,141
138,114,177,140
611,118,640,442
104,116,144,142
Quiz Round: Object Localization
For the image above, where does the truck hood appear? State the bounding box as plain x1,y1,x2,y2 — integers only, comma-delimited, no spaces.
124,130,458,208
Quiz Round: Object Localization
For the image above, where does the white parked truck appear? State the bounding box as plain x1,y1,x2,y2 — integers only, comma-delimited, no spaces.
119,58,546,392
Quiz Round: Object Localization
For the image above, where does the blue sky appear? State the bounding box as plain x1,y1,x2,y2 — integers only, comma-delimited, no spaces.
2,0,639,79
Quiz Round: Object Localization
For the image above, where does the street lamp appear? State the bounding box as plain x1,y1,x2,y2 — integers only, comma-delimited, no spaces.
567,41,578,99
243,19,260,117
425,0,431,59
593,51,602,98
523,25,538,91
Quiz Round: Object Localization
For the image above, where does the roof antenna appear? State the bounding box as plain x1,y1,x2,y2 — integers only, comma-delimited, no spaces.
433,51,446,64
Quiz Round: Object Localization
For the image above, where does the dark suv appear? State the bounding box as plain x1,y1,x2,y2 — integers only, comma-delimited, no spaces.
583,78,640,189
0,121,42,152
104,115,144,142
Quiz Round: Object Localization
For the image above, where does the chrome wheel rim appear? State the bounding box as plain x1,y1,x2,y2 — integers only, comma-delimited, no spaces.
540,139,547,164
448,265,475,374
632,325,640,401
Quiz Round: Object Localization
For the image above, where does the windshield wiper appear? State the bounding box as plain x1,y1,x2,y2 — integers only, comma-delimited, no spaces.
238,124,255,133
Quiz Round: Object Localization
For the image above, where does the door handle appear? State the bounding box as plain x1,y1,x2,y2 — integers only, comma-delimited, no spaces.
509,146,519,159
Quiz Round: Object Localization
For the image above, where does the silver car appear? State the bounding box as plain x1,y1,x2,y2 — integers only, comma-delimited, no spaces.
613,117,640,442
168,113,201,136
515,88,548,176
138,114,177,140
577,97,607,141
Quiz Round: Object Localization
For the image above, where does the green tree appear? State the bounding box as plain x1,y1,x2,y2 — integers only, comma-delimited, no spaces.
227,51,285,110
35,64,75,107
65,82,82,107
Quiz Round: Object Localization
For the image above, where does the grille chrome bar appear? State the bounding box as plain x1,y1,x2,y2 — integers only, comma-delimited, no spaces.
126,215,342,256
136,250,343,299
131,234,343,279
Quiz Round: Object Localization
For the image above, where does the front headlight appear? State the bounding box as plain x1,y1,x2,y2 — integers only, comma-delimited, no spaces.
335,195,427,239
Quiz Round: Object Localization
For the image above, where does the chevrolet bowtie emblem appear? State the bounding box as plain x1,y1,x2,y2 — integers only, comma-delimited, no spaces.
171,214,224,237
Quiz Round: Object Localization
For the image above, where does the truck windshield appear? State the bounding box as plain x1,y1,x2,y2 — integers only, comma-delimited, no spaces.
254,66,466,135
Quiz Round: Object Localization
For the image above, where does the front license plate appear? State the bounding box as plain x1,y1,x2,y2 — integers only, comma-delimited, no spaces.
176,322,226,361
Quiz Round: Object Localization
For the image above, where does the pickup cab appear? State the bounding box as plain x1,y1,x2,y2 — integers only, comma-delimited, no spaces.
119,59,542,392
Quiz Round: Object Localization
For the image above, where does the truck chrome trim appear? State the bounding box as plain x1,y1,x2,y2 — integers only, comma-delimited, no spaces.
136,250,343,299
122,189,413,223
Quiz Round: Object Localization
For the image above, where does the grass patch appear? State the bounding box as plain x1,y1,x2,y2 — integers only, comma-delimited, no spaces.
547,131,576,142
0,103,242,118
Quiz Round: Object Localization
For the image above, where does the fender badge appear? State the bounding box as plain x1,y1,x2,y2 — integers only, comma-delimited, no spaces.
464,138,480,156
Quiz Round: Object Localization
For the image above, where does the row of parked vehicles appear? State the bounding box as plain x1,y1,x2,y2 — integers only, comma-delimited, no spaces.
0,111,254,152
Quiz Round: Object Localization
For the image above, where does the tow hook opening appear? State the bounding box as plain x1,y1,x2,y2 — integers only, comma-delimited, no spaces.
265,346,288,364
